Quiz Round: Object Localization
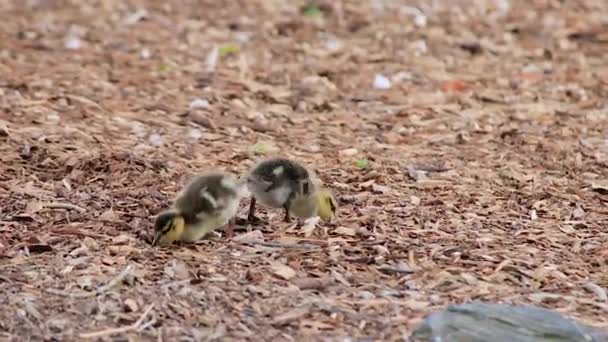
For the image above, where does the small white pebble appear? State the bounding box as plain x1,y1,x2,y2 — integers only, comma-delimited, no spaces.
321,34,342,52
530,209,538,220
233,31,253,43
47,111,60,123
411,40,427,55
148,133,163,147
64,36,81,50
339,148,358,156
494,0,511,14
189,98,210,109
140,48,151,59
357,291,375,300
130,121,147,138
326,39,342,52
206,45,219,72
401,6,427,27
188,128,203,142
373,74,392,90
392,71,413,83
124,8,148,25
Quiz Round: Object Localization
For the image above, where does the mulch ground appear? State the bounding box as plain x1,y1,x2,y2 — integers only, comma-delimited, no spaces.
1,0,608,340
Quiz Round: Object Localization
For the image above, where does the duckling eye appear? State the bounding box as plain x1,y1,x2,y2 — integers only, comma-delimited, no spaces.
327,198,336,212
302,181,310,195
161,221,173,234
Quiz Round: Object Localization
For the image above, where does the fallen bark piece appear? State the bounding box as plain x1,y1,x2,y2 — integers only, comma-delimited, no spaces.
410,302,608,342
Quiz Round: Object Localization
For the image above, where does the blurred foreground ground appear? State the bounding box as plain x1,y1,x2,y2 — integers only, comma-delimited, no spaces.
1,0,608,340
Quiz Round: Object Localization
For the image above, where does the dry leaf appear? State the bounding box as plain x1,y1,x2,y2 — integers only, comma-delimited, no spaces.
371,184,391,194
123,298,139,312
99,209,117,221
25,201,44,214
591,181,608,194
407,165,429,181
164,259,190,280
339,148,358,156
572,206,585,219
26,244,53,254
270,262,297,280
271,306,310,325
233,230,264,243
301,216,320,237
410,195,421,205
334,226,357,236
290,276,332,290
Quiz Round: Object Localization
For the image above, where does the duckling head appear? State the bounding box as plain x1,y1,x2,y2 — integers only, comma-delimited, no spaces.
315,189,337,221
152,211,185,246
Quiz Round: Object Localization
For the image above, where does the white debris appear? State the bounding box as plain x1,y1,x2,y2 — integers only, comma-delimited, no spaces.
530,209,538,221
129,121,147,138
206,45,219,72
189,98,210,109
319,33,343,52
140,48,151,59
188,128,203,142
493,0,511,14
392,71,413,83
373,74,392,90
411,40,428,56
124,8,148,25
47,111,60,123
301,216,321,237
339,148,359,156
401,6,427,27
148,133,163,147
234,31,253,43
64,36,81,50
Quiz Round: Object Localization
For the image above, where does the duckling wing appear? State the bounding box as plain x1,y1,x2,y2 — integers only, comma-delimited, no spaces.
176,174,239,222
247,173,277,192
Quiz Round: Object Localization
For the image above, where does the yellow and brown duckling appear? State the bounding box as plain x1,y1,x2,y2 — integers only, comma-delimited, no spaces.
152,171,246,246
245,157,338,223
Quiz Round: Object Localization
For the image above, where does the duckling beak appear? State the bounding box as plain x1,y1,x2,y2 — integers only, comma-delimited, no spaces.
151,231,161,246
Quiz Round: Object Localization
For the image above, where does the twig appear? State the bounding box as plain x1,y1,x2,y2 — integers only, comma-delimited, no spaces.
79,303,155,339
50,228,108,239
583,282,608,302
47,264,133,298
65,94,109,114
94,264,134,295
237,240,320,249
43,202,86,213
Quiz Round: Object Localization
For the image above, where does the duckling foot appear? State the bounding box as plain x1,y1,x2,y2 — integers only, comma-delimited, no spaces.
282,206,291,223
224,219,235,240
243,215,265,225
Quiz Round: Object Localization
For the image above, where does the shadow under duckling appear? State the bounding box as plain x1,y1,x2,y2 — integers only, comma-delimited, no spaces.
152,171,246,246
245,157,338,224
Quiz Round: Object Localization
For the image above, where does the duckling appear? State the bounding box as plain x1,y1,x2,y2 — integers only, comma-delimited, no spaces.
245,157,338,223
152,171,246,246
289,187,338,222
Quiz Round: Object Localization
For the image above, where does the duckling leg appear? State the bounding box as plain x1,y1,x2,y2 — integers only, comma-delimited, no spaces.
283,205,291,223
247,197,257,222
225,217,235,239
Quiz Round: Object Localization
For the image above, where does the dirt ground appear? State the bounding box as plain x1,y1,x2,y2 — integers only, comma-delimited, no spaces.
1,0,608,340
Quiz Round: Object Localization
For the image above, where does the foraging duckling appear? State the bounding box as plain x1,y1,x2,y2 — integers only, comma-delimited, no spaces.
152,171,246,246
246,157,338,223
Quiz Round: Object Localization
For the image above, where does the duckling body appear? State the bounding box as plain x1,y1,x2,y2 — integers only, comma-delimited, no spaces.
153,172,245,246
246,158,338,223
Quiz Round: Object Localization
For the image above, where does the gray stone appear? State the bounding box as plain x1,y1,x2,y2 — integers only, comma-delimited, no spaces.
410,302,608,342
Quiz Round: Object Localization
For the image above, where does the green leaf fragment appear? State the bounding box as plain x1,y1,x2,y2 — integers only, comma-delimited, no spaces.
252,142,270,155
158,63,172,72
302,6,322,17
356,158,369,170
219,44,238,57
